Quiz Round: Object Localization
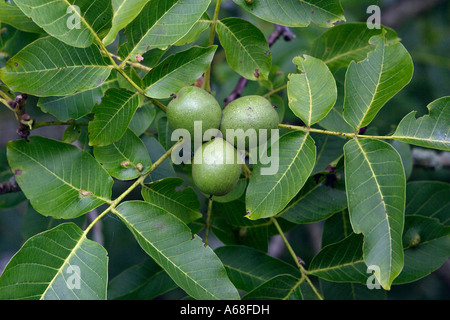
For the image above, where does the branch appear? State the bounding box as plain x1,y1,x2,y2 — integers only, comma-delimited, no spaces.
224,24,295,106
0,176,21,195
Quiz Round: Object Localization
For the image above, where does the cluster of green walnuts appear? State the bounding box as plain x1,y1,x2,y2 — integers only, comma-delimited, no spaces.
167,86,279,197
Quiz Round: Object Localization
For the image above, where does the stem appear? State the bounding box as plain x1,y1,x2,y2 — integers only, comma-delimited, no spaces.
242,163,252,179
263,84,287,98
278,123,395,141
270,217,324,300
202,0,222,93
84,139,183,236
32,121,88,130
110,52,152,72
204,198,213,247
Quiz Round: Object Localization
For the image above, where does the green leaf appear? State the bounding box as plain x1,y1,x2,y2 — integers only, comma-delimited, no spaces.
215,245,300,293
280,177,347,224
320,280,386,300
88,88,142,146
143,46,217,99
120,0,210,63
309,233,367,283
0,37,112,97
216,17,271,81
232,0,345,28
102,0,150,45
108,258,176,300
311,133,346,174
128,103,156,137
246,131,316,220
343,33,414,130
242,275,302,300
394,215,450,284
141,177,203,224
114,201,240,300
7,137,113,219
392,96,450,151
174,12,210,46
156,116,175,151
344,138,406,290
37,79,116,122
321,209,352,247
0,223,108,300
0,0,43,33
310,22,399,73
14,0,113,48
287,55,337,126
93,129,152,180
405,181,450,225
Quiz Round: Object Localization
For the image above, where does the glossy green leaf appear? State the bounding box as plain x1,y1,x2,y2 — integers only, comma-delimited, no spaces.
309,233,367,283
280,178,347,224
14,0,113,48
394,215,450,284
0,37,112,97
108,258,176,300
7,137,113,219
103,0,150,45
405,181,450,225
215,245,300,293
120,0,210,63
143,46,217,99
114,201,240,300
343,33,413,130
310,22,399,72
93,129,152,180
320,280,386,300
344,138,406,290
216,17,271,81
242,275,303,300
128,104,156,137
288,55,337,126
141,177,203,224
37,79,116,121
0,0,43,33
232,0,345,28
311,133,346,174
392,96,450,151
0,223,108,300
174,12,210,46
88,88,142,146
246,131,316,220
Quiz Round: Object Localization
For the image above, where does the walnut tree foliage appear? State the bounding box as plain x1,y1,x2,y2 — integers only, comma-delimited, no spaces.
0,0,448,300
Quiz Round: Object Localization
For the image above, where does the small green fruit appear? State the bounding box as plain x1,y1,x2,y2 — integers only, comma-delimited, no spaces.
167,86,222,140
220,95,279,149
192,138,242,196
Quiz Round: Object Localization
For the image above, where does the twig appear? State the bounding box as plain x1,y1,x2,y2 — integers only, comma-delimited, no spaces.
0,176,21,195
224,24,295,106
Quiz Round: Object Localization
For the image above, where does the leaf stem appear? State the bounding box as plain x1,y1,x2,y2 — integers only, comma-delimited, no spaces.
109,52,152,72
32,121,88,130
202,0,222,93
204,198,214,247
270,217,324,300
263,84,287,98
83,139,183,236
278,123,395,141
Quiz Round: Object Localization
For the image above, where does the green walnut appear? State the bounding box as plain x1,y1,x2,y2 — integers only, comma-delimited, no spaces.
220,95,279,150
192,138,242,196
167,86,222,140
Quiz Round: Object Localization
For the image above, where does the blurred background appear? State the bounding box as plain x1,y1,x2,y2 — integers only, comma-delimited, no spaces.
0,0,449,299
